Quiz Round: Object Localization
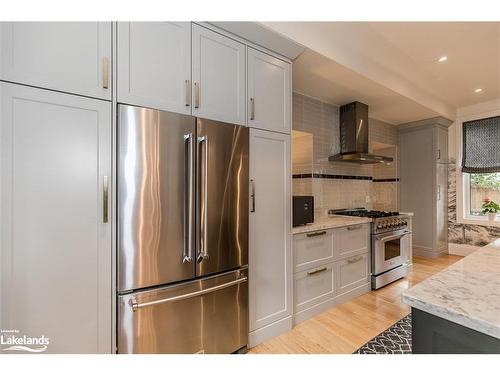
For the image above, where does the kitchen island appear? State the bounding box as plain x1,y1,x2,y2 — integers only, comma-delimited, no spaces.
403,239,500,353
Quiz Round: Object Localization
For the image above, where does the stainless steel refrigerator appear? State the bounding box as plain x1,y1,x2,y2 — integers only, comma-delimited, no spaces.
117,104,249,354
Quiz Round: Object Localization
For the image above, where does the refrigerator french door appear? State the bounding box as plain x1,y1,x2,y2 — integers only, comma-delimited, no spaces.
117,105,248,354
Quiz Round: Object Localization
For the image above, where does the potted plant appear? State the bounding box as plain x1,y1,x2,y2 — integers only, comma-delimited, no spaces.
482,197,500,221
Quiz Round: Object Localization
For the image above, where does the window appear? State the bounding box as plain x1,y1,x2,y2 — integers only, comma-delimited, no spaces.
466,172,500,217
458,113,500,225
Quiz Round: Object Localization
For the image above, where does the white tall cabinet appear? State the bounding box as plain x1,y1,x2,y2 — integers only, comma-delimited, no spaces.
117,22,191,114
0,22,112,100
399,117,452,258
0,82,112,353
248,129,292,347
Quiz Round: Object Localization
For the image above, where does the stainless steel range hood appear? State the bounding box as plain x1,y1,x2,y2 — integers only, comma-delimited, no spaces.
328,101,393,164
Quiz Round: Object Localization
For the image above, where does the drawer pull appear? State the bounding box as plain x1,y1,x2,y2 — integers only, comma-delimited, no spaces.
347,225,362,231
307,267,327,276
306,231,327,237
347,256,363,264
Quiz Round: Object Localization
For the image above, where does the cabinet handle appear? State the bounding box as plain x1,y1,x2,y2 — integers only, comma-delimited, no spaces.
250,97,255,120
250,179,256,213
130,276,248,311
347,225,362,231
437,185,441,201
194,82,200,109
307,267,327,276
183,133,195,263
197,135,209,263
102,57,109,89
306,231,327,237
347,256,363,264
185,80,191,107
103,176,109,223
437,149,441,160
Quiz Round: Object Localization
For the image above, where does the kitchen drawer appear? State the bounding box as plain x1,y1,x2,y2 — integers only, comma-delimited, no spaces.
294,262,335,313
293,229,335,272
336,253,370,295
334,223,369,259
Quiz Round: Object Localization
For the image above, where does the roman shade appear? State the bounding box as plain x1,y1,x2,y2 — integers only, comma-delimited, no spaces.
462,115,500,173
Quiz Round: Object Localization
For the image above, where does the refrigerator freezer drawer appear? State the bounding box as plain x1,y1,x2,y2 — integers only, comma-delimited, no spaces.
118,268,248,354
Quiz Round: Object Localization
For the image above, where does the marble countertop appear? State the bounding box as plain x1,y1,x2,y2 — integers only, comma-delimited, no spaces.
292,216,372,235
402,241,500,339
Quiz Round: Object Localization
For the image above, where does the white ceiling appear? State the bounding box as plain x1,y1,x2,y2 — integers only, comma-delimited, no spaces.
262,22,500,124
292,48,440,124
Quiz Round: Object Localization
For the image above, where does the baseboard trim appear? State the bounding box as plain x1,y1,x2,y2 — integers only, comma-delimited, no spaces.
292,283,371,325
413,246,448,258
248,315,292,348
448,243,481,256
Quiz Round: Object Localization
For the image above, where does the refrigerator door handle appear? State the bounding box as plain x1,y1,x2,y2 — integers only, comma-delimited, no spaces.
183,133,195,263
197,135,209,263
130,276,248,311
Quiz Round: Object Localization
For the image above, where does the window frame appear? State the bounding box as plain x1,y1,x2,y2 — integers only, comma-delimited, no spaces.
456,109,500,227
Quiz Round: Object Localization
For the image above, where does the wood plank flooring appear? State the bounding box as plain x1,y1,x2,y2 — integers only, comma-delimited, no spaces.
249,254,462,354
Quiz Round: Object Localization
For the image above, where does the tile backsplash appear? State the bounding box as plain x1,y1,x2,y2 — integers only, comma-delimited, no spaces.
292,92,399,218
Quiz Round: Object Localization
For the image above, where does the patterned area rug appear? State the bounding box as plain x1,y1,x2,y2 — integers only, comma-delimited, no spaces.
354,314,412,354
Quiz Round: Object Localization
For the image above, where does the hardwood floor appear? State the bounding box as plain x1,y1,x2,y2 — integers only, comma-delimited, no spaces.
249,254,462,354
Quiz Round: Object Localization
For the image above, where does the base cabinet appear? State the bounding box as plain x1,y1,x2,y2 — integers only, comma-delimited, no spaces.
0,82,112,353
248,129,291,347
292,224,371,324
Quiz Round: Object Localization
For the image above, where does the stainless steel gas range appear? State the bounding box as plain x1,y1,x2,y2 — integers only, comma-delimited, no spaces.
330,208,412,289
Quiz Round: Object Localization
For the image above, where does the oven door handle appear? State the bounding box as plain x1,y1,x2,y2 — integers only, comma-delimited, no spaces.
376,230,411,242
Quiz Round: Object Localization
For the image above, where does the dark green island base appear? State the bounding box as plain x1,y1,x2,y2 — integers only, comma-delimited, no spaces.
412,308,500,354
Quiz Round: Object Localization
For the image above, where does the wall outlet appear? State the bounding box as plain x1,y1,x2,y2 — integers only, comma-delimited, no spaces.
365,196,371,203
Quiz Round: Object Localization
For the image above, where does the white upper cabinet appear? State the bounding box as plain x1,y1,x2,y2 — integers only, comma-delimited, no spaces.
247,48,291,133
117,22,191,114
0,82,112,353
192,24,246,125
0,22,112,100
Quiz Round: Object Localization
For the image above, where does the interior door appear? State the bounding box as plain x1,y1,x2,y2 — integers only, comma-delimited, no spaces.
118,105,196,291
196,118,249,277
191,24,246,125
0,22,112,100
117,22,191,114
0,82,112,353
247,47,291,133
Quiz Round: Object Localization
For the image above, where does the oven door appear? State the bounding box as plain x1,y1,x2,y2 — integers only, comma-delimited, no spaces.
372,229,410,275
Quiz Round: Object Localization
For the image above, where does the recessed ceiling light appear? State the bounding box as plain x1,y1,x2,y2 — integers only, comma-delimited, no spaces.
437,56,448,62
475,88,483,93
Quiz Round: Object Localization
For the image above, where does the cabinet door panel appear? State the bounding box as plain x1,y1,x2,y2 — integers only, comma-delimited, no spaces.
336,254,370,295
249,129,291,331
248,48,291,133
294,263,335,313
435,127,448,163
0,22,111,100
192,24,246,125
293,229,335,272
0,83,112,353
334,224,369,260
436,163,448,251
117,22,191,114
